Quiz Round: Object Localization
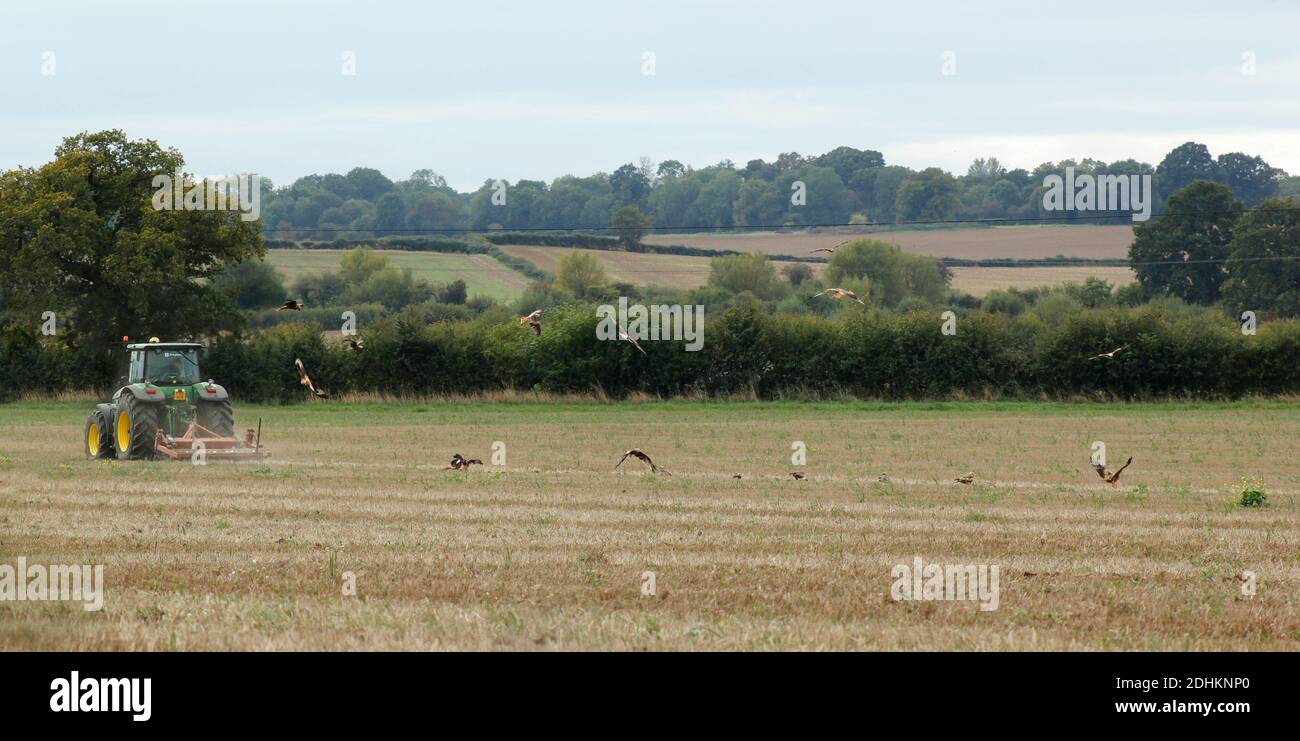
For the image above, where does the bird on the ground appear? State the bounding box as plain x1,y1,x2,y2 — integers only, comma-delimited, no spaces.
877,473,890,482
954,471,975,485
294,358,329,399
811,288,866,305
346,337,365,352
1091,456,1133,488
791,472,806,480
1089,345,1128,360
445,453,483,470
732,473,743,479
618,326,647,355
276,299,304,311
616,448,668,474
519,310,542,336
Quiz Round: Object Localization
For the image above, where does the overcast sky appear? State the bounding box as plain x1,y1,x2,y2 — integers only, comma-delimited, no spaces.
2,0,1297,190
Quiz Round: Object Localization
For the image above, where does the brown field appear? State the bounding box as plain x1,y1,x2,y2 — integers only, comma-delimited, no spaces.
2,400,1298,651
504,244,1132,297
950,266,1135,297
501,244,809,290
645,225,1135,260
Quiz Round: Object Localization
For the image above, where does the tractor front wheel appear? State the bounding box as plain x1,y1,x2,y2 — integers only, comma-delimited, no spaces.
115,395,162,461
84,407,114,459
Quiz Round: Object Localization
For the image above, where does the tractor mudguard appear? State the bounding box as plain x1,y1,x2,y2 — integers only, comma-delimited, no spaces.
97,402,120,429
196,383,230,401
118,385,167,403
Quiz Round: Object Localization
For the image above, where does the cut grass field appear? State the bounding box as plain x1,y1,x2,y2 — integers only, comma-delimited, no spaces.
503,244,1133,296
264,249,531,301
646,224,1135,260
2,399,1298,651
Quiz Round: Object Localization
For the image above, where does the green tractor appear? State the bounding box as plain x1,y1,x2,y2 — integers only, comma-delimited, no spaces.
84,340,266,462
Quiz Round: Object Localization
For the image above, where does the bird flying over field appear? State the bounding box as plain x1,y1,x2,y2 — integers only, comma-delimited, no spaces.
811,239,854,255
812,288,866,305
519,310,542,336
277,299,304,311
1091,456,1132,488
616,448,668,474
346,337,365,352
618,326,647,355
445,454,483,470
954,471,975,485
294,358,329,399
1089,345,1128,360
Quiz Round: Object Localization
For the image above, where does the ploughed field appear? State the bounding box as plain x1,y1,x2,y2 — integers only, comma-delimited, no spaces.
1,400,1297,651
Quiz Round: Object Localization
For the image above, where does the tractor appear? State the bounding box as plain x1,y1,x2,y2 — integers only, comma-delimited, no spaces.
84,339,267,462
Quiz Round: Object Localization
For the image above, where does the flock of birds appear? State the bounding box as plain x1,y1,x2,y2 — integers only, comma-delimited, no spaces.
277,287,1138,489
422,445,1137,490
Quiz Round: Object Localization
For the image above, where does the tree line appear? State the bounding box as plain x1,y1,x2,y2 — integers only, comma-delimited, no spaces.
257,143,1300,240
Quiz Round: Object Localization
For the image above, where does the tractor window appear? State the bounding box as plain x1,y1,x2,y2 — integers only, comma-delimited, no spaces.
143,349,201,385
128,352,145,383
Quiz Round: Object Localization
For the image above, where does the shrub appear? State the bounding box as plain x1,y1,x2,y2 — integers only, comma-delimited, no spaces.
1237,478,1268,508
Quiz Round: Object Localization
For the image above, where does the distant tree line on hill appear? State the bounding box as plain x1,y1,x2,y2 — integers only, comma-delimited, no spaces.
5,130,1300,404
257,143,1299,240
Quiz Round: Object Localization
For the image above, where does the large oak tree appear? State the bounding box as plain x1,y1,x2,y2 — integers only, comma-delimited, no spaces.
0,130,264,347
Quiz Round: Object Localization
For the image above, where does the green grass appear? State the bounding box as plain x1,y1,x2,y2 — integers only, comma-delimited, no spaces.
263,249,530,301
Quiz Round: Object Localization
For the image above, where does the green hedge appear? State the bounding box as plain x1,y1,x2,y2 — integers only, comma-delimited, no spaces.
7,304,1297,402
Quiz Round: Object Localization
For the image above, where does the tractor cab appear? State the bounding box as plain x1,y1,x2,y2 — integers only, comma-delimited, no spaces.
126,341,204,387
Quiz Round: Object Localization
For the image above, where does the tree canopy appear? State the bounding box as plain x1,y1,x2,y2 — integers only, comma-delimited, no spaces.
0,130,264,345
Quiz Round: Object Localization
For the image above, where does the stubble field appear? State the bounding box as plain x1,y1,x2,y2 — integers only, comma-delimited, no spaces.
2,399,1298,651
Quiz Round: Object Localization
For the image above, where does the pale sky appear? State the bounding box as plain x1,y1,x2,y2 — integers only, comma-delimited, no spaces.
2,0,1297,189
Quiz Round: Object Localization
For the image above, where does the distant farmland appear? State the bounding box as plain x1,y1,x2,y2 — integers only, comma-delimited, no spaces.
949,266,1134,297
265,249,531,301
496,244,783,290
502,244,1133,297
645,225,1135,260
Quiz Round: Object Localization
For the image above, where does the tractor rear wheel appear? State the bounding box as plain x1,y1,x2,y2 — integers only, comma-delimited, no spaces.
115,394,162,461
84,407,114,459
197,398,235,438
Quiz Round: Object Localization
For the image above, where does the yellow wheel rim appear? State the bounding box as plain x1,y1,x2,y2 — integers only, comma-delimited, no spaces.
116,410,132,452
88,423,100,455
